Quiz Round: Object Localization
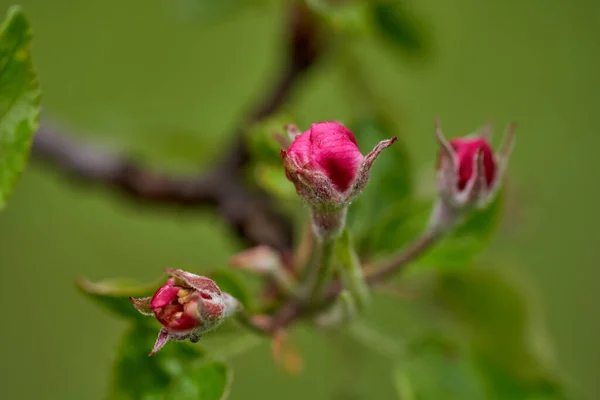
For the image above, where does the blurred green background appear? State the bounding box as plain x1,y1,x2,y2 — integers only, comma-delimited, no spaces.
0,0,598,399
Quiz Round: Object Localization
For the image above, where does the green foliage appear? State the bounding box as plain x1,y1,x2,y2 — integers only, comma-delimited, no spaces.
244,114,300,205
305,0,371,36
109,325,231,400
394,340,488,400
175,0,268,22
382,267,569,400
0,6,40,208
77,276,165,322
363,191,504,270
419,193,505,269
429,268,567,399
175,362,231,400
369,0,429,58
57,2,565,399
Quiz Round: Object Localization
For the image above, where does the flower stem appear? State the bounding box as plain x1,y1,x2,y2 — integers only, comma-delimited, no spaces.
310,207,347,240
306,234,336,303
336,228,370,311
271,267,298,298
365,200,458,285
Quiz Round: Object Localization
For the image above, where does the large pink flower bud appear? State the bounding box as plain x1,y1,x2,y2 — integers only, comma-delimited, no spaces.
281,122,396,237
281,122,395,236
435,118,515,214
130,269,239,355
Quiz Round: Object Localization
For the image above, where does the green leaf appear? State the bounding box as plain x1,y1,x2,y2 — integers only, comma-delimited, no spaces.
393,340,488,400
0,6,41,208
108,325,191,400
76,276,164,321
347,117,413,256
369,0,429,58
419,192,505,269
168,361,232,400
433,268,567,399
108,325,232,400
369,191,504,270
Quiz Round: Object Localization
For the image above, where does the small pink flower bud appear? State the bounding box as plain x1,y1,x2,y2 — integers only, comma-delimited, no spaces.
130,269,239,356
229,246,298,296
435,118,515,212
281,121,396,208
229,245,282,274
449,137,496,191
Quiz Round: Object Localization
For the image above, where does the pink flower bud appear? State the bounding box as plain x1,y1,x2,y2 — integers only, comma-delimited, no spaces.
281,121,396,208
449,137,496,191
435,118,515,211
229,245,282,274
130,269,239,356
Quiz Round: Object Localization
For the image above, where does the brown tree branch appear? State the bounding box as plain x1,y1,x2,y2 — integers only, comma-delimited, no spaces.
31,2,323,253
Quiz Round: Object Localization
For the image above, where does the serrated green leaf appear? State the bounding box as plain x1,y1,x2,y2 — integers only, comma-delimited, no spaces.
433,268,568,400
77,276,164,321
369,0,429,58
0,6,41,208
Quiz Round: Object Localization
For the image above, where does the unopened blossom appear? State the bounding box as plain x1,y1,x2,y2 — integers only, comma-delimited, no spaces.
435,118,515,213
281,121,396,209
130,269,239,355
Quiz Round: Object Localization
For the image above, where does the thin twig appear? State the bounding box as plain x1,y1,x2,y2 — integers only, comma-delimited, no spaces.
31,1,322,253
35,1,445,337
365,226,445,285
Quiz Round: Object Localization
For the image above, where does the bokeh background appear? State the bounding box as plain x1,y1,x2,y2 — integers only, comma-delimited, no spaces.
0,0,598,399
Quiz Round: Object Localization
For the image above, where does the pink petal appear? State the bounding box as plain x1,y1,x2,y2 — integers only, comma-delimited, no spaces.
450,138,496,190
309,122,363,192
150,279,179,309
285,128,312,168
